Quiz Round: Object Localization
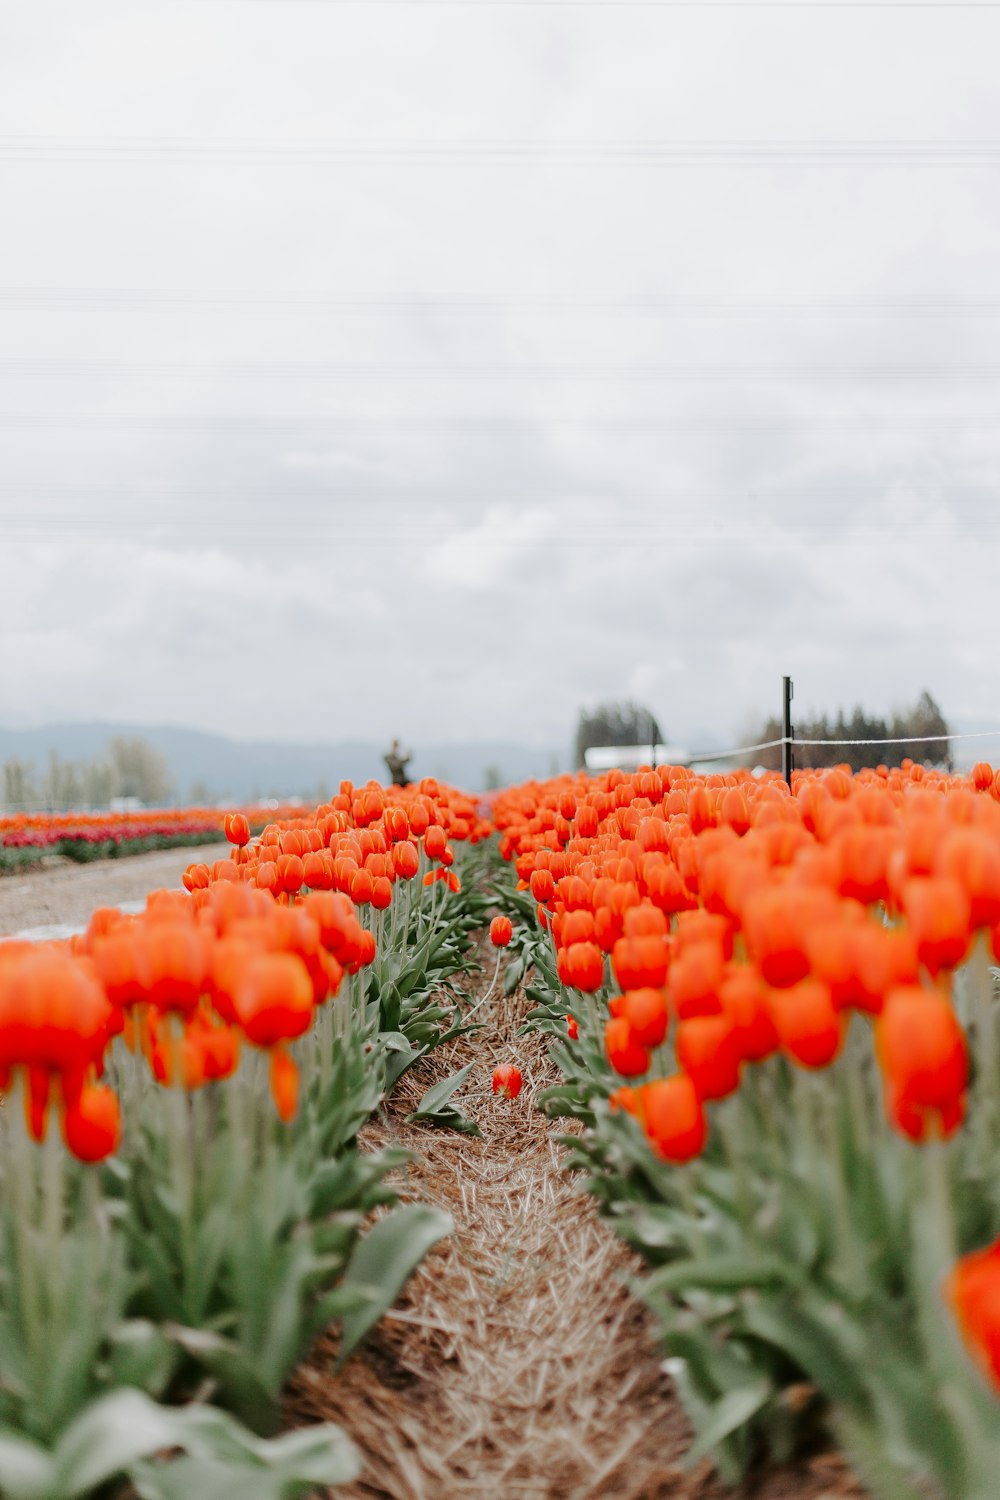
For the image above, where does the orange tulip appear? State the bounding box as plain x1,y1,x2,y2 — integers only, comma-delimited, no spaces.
620,987,669,1048
233,953,314,1048
557,941,606,992
490,915,513,947
901,876,972,975
424,825,447,861
876,984,967,1141
612,933,668,991
604,1017,650,1077
719,964,779,1062
639,1074,706,1163
767,978,845,1069
743,887,840,989
675,1014,742,1101
393,840,420,880
935,828,1000,931
224,812,251,847
669,941,725,1021
945,1237,1000,1389
61,1083,122,1163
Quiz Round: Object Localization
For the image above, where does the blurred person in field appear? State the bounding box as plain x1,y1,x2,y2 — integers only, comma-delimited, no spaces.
384,738,412,787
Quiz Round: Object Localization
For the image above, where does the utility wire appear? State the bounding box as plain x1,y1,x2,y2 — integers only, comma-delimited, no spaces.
1,480,997,501
5,137,1000,166
179,2,1000,10
6,358,1000,380
1,413,999,433
4,290,1000,314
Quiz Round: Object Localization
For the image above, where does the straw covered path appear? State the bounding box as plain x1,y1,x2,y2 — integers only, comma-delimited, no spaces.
285,942,869,1500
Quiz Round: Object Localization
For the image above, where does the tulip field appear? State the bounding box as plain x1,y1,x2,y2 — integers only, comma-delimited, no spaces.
3,760,1000,1497
0,807,303,872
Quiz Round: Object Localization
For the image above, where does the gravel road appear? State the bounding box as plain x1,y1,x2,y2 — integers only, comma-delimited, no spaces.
0,843,232,939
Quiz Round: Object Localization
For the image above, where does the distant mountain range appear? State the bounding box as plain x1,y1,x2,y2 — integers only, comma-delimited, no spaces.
0,721,566,804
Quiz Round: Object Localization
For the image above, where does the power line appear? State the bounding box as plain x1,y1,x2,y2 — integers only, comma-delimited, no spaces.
1,478,997,498
5,357,1000,380
177,2,1000,9
5,137,1000,166
1,412,999,432
3,288,1000,315
0,528,983,552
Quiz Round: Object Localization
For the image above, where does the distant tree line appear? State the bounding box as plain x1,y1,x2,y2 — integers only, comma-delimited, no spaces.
575,701,664,770
2,737,173,813
754,690,952,773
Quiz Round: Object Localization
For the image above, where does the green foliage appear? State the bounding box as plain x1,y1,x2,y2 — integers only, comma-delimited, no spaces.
336,1204,453,1367
113,1018,415,1432
365,859,492,1087
550,1027,1000,1496
0,1104,150,1447
0,831,489,1497
0,1387,358,1500
497,827,1000,1499
406,1061,480,1135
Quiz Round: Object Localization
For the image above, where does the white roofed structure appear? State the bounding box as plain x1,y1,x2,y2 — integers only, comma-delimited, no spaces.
582,744,692,773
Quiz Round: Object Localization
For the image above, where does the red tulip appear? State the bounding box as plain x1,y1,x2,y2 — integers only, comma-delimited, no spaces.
492,1063,522,1099
490,915,513,947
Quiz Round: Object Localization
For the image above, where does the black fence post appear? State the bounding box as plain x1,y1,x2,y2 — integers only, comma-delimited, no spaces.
782,676,794,787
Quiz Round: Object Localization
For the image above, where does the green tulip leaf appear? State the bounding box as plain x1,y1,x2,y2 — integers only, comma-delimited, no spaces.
336,1204,452,1366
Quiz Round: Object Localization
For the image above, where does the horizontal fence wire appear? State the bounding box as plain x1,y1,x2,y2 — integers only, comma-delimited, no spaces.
687,727,1000,764
685,738,788,763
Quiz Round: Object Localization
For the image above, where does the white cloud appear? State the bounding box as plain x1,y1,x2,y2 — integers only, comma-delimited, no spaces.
2,1,1000,759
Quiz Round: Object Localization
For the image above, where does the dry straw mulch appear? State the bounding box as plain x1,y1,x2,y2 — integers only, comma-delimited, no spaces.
285,949,870,1500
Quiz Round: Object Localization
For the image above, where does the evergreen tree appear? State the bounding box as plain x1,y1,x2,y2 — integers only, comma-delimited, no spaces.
574,701,664,769
747,691,950,773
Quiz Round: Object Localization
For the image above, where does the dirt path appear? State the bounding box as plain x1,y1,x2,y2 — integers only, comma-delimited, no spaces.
286,957,869,1500
0,843,231,937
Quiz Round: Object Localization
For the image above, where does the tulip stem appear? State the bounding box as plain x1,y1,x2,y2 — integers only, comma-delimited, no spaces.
790,1063,820,1183
910,1132,958,1400
229,1054,257,1213
677,1164,705,1256
820,1069,864,1288
970,935,997,1153
921,1130,956,1276
389,884,400,952
843,1023,873,1162
41,1113,65,1328
6,1080,44,1393
716,1097,753,1240
192,1086,208,1177
166,1029,195,1297
464,951,502,1022
318,997,333,1098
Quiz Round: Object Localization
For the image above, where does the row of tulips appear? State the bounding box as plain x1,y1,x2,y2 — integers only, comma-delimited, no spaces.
0,806,297,871
0,778,491,1499
493,759,1000,1499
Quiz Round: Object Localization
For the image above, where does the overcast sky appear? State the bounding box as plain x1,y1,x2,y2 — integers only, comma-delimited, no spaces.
3,0,1000,760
